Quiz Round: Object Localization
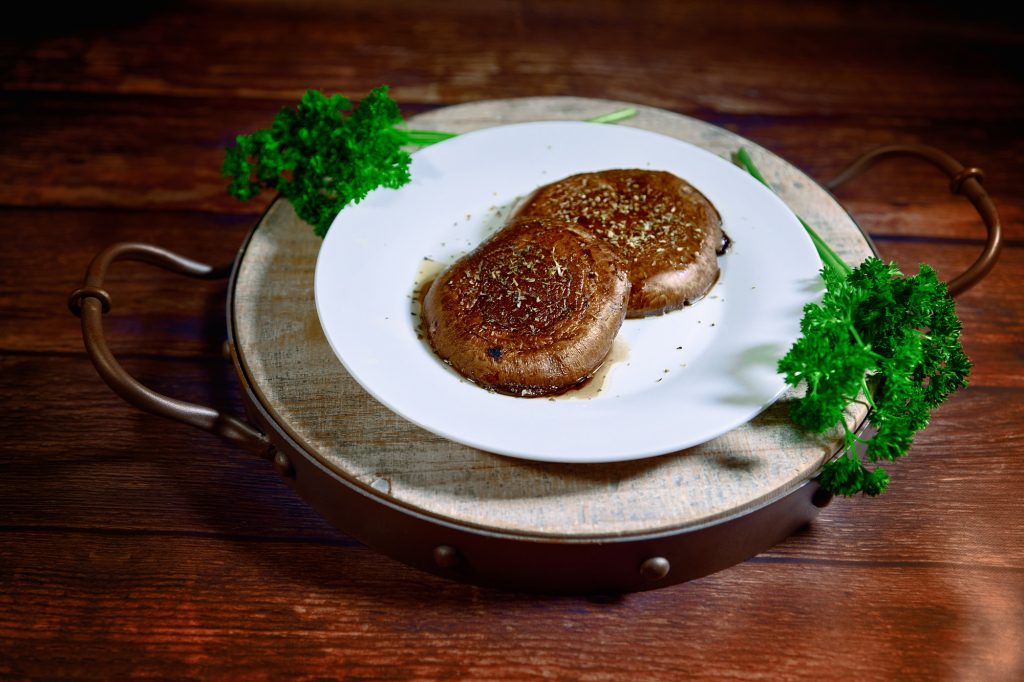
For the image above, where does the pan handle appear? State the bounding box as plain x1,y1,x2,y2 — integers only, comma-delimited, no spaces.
69,242,282,468
824,143,1003,297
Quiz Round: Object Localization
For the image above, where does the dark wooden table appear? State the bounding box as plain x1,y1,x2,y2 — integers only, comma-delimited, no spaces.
2,2,1022,679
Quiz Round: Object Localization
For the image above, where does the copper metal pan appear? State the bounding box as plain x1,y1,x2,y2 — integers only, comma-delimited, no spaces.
69,144,1002,593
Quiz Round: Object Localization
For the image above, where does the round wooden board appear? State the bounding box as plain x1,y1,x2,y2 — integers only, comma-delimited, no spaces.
232,97,874,539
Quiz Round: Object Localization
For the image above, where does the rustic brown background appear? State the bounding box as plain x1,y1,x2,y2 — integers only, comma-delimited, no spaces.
1,1,1022,679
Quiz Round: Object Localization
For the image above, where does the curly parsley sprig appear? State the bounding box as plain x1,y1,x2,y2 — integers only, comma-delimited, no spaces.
223,87,636,236
223,87,435,237
736,148,971,496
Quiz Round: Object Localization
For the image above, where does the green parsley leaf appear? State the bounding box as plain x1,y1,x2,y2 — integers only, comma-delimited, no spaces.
737,148,971,496
223,86,453,237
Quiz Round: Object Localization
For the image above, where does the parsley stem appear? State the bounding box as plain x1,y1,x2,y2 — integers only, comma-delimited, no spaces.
394,107,639,149
585,107,638,124
735,147,853,278
848,322,885,362
860,378,878,409
848,320,868,349
388,128,459,146
842,421,869,446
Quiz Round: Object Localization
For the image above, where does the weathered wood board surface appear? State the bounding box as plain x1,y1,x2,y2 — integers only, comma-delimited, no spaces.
234,98,874,536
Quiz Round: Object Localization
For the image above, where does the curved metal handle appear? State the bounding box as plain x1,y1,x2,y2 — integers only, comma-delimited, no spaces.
825,143,1003,297
69,242,275,460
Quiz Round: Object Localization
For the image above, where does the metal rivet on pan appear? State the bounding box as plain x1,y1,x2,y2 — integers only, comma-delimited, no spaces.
272,451,294,478
433,545,460,568
640,557,670,581
812,488,834,508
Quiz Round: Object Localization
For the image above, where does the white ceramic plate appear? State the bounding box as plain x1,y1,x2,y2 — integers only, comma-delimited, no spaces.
315,121,822,463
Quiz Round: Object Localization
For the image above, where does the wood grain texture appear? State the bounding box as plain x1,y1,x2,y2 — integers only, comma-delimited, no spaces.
2,532,1021,681
1,1,1022,679
0,207,253,356
2,356,1020,565
3,93,1022,215
2,1,1021,120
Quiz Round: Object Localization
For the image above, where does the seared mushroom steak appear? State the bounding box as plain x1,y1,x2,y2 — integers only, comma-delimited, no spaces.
423,218,630,397
512,169,724,317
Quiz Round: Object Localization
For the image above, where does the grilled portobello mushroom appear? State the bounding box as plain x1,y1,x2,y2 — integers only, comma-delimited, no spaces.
422,217,630,397
512,169,725,317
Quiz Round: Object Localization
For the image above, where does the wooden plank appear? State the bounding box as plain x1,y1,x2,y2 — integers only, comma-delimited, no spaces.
2,0,1021,120
2,355,1020,569
1,92,1021,214
767,384,1024,567
839,199,1022,243
0,207,253,357
0,354,341,541
1,532,1021,680
0,94,282,213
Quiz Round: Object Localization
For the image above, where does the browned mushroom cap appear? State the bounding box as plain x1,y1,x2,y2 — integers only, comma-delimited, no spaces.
422,217,630,397
512,169,725,317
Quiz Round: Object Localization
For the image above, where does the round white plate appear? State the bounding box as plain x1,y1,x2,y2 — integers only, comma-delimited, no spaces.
315,121,822,463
